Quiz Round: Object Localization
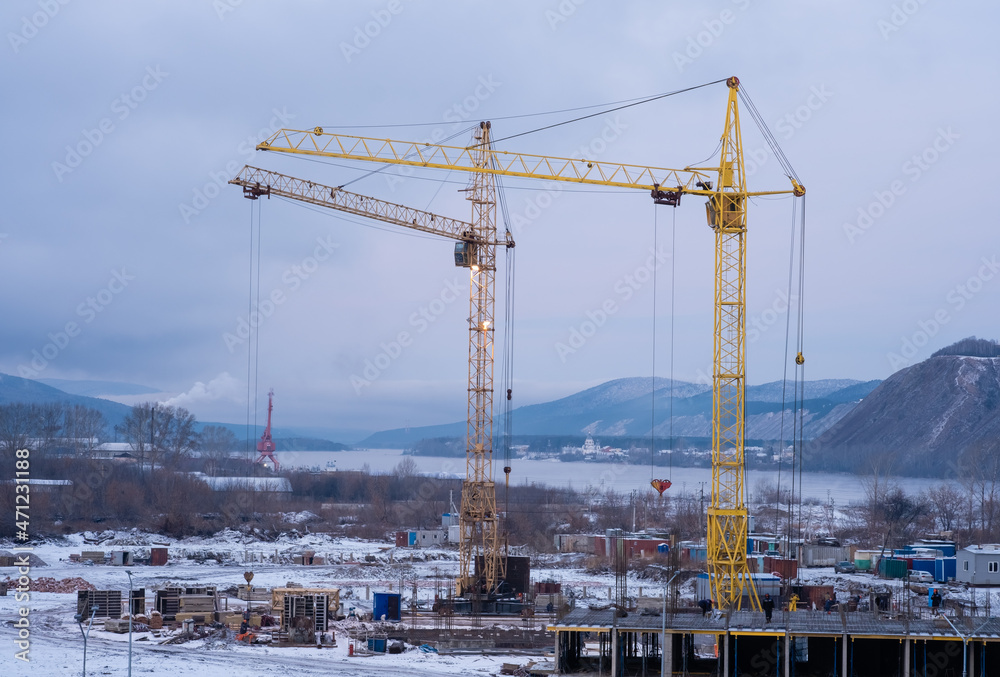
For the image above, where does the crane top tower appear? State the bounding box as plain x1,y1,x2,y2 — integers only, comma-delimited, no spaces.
255,388,279,471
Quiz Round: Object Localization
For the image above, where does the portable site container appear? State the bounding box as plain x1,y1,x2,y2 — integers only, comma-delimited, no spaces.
373,592,401,622
934,557,957,582
879,558,907,579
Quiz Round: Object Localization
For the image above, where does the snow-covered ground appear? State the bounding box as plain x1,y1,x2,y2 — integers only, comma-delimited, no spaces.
4,528,998,675
0,529,605,676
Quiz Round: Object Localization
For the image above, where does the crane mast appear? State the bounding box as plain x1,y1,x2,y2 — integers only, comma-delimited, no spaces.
706,79,754,610
250,77,804,610
460,122,503,597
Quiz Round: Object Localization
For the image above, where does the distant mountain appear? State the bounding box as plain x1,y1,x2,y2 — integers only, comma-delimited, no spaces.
813,338,1000,476
0,372,133,425
36,378,162,397
360,376,882,448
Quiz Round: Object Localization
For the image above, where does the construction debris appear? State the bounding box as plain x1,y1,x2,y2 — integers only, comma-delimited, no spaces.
17,577,95,593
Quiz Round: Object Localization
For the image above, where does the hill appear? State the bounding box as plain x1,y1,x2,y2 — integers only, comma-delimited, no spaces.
812,338,1000,476
361,376,881,448
0,372,133,425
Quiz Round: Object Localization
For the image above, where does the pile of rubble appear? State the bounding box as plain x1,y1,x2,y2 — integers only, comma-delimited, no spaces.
26,577,95,592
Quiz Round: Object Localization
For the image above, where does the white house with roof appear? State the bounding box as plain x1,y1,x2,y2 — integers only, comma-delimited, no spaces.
956,544,1000,585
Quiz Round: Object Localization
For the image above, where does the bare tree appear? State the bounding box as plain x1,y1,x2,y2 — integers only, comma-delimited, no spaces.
393,456,419,478
122,404,154,473
63,405,106,457
923,483,964,535
199,425,238,476
34,403,63,454
0,403,34,459
959,441,1000,543
123,403,198,472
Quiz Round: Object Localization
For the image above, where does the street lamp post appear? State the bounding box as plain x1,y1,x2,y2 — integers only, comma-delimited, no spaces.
74,604,98,677
125,570,134,677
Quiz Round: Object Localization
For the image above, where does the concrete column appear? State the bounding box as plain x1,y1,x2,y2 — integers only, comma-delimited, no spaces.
969,640,975,676
841,634,848,677
662,632,673,677
611,629,618,677
554,631,560,674
723,632,730,677
903,638,909,677
783,633,790,677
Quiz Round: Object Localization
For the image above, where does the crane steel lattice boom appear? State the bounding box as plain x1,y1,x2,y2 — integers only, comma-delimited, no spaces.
252,77,804,611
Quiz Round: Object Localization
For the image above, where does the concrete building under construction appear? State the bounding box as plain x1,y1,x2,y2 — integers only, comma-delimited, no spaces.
549,607,1000,676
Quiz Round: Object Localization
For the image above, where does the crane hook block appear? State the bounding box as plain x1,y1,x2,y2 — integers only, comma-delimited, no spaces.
506,388,512,401
795,352,805,365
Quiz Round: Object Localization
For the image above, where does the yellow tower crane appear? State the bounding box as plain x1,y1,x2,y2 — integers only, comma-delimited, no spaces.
250,76,804,610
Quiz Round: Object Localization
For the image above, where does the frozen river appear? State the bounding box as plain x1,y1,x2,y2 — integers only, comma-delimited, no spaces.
272,448,949,506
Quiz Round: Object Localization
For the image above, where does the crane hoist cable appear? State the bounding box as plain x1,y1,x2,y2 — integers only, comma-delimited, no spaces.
650,205,658,482
777,196,798,551
489,138,516,554
650,199,678,495
776,194,808,552
668,205,676,484
794,197,807,545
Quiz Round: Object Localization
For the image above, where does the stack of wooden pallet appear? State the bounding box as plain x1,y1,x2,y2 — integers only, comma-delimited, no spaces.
77,590,122,618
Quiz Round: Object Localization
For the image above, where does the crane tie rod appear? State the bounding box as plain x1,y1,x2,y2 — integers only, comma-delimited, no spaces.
487,79,730,146
737,86,801,186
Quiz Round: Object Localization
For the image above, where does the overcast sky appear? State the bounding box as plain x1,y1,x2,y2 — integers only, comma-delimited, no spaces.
1,2,996,436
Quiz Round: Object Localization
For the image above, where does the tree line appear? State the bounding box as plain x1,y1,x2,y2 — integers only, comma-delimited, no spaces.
0,401,243,474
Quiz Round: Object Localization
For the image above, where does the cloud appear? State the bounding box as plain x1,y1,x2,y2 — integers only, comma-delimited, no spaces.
161,372,242,410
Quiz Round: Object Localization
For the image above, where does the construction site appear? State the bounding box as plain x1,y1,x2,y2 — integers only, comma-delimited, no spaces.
2,77,990,677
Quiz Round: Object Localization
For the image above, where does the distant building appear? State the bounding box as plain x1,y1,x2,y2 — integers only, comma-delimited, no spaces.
957,545,1000,586
394,529,445,548
190,473,292,493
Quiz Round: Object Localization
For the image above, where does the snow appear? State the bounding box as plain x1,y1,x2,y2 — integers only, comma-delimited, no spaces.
0,530,565,676
6,527,1000,674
